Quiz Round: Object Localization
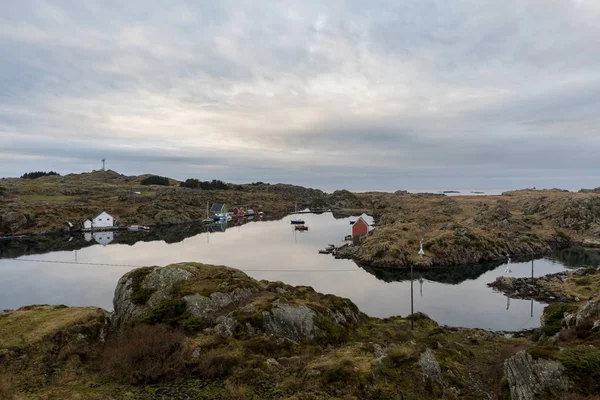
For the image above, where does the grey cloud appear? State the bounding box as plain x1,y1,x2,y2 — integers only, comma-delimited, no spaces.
1,0,600,190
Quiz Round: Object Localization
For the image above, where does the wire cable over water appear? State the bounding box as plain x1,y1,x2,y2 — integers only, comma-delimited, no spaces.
0,258,361,272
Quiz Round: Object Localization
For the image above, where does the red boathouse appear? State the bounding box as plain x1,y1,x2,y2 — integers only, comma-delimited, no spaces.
352,217,369,237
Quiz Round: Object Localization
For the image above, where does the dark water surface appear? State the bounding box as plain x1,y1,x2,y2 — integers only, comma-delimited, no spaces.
1,212,596,331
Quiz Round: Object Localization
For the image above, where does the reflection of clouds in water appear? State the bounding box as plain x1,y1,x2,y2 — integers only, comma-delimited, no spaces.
0,213,565,330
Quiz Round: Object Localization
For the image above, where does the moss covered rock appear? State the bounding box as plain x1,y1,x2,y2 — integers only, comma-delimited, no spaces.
112,263,365,342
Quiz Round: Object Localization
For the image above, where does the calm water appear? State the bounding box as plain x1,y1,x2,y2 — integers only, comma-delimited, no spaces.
0,212,595,331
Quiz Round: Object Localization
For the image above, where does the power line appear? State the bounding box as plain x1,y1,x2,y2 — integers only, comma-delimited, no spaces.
0,258,362,272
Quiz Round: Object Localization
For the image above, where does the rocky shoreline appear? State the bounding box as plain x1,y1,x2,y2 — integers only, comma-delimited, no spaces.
1,262,600,399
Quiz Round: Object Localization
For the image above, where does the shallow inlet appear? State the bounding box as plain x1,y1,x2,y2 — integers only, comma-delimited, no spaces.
1,212,597,331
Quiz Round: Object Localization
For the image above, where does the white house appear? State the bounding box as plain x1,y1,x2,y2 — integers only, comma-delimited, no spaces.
83,211,115,230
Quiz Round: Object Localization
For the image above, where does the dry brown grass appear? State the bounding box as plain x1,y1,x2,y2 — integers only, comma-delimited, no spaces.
0,374,15,400
224,380,248,400
0,305,103,348
100,323,189,385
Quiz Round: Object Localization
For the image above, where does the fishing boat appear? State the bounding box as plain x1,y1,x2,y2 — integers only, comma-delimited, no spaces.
295,225,308,231
290,202,305,225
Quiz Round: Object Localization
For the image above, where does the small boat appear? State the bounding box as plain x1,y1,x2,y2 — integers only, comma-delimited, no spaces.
290,202,305,224
128,225,150,231
349,220,356,225
295,225,308,231
259,211,264,216
319,244,335,254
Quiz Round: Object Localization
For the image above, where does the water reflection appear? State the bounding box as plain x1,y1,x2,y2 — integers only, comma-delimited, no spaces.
1,212,600,331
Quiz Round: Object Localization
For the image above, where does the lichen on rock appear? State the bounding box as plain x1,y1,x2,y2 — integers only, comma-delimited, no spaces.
504,350,572,400
111,262,365,342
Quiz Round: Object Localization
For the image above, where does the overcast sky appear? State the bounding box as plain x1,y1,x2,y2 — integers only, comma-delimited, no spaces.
1,1,600,190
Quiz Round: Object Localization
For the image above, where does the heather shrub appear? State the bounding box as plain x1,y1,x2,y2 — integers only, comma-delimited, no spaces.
100,324,188,384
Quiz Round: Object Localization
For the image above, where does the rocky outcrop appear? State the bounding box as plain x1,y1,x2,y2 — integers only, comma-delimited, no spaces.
487,268,593,303
504,351,572,400
0,211,29,233
562,292,600,332
111,263,365,342
327,190,363,209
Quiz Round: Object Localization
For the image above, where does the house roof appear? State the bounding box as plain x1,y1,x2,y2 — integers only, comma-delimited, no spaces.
354,216,368,226
92,211,112,220
210,203,226,212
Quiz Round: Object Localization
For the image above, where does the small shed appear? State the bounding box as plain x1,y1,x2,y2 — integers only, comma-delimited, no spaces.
352,217,369,237
210,203,227,216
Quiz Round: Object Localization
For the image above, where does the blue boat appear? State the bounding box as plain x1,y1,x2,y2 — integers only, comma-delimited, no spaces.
290,202,305,225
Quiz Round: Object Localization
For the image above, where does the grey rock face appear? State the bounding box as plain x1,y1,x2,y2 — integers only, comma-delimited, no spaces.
111,263,364,343
419,348,442,384
214,316,237,337
0,211,28,233
504,351,571,400
112,266,193,330
263,304,317,341
575,293,600,329
184,288,255,320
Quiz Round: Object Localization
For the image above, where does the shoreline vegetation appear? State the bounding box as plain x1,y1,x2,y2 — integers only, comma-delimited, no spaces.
0,262,599,399
3,169,600,272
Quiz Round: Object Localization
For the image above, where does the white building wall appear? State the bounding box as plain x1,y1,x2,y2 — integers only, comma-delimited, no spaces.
83,220,92,230
92,212,114,228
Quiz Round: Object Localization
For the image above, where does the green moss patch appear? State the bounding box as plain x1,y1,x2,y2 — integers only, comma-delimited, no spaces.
541,303,579,337
128,267,157,305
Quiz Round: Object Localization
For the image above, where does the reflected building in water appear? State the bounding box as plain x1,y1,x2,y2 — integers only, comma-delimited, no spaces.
84,231,114,246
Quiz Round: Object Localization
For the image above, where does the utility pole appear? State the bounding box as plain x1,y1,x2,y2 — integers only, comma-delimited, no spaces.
411,264,414,330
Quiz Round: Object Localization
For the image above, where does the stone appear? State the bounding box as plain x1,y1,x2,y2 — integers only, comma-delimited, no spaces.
419,348,442,384
0,211,28,233
265,358,281,368
563,313,575,329
110,263,364,342
183,288,254,320
214,316,237,337
504,351,571,400
111,266,193,330
592,320,600,332
575,294,600,329
263,304,317,341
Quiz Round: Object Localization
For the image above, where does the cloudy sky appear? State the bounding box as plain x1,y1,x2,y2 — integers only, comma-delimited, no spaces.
1,0,600,190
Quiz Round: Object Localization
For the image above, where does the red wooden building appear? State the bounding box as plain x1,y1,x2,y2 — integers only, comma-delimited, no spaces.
352,217,369,237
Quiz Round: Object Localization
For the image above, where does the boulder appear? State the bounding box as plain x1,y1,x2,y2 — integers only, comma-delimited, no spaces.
419,348,442,384
111,263,365,342
0,211,28,233
504,351,571,400
574,292,600,330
